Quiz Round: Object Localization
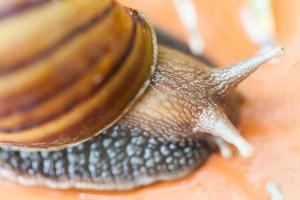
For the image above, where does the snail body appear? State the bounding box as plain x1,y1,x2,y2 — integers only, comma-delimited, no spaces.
0,0,282,190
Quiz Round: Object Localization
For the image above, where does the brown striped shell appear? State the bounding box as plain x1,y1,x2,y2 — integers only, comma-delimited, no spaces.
0,0,157,149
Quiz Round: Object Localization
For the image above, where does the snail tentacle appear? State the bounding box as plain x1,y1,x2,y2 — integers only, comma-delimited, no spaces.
210,47,283,97
192,48,283,157
213,137,233,159
193,105,253,157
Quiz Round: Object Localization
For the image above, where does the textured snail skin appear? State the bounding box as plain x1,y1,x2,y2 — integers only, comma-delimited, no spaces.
0,120,213,190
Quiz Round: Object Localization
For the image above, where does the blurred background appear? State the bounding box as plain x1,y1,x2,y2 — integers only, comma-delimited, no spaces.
1,0,300,199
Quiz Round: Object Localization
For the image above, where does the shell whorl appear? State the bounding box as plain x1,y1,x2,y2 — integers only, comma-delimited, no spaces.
0,0,157,149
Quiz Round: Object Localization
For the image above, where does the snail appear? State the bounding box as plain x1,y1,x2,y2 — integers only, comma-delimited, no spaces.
0,0,282,190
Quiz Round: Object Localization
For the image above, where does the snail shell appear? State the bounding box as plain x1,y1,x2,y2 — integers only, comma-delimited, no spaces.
0,0,156,149
0,0,283,190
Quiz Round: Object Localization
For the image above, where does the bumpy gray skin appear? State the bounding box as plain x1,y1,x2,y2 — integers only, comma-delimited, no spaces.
0,122,213,190
0,31,216,190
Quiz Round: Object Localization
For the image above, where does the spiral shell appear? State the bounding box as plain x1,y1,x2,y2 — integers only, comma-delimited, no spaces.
0,0,157,149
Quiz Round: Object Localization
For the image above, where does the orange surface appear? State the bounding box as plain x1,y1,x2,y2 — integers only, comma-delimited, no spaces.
1,0,300,199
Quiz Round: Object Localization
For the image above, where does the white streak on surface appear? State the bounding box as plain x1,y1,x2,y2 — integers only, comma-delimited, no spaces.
173,0,204,55
266,182,284,200
240,0,277,52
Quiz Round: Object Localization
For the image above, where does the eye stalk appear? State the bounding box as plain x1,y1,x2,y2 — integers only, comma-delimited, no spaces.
210,47,284,98
194,47,284,157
